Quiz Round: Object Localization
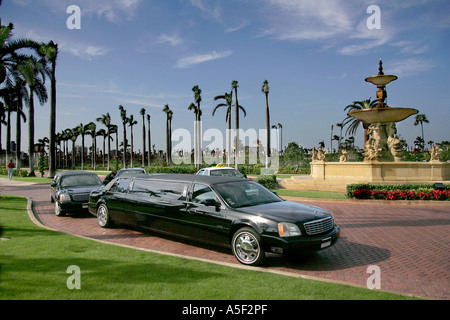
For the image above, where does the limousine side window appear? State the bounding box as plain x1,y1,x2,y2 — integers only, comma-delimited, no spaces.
130,180,188,201
109,178,130,193
191,183,220,205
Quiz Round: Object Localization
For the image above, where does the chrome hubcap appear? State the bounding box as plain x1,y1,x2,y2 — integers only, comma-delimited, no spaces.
235,232,260,263
98,206,107,226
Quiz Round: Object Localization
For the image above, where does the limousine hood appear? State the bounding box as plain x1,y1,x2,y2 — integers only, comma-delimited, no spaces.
234,200,332,223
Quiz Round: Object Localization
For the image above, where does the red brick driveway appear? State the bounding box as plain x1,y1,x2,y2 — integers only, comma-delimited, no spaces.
1,180,449,300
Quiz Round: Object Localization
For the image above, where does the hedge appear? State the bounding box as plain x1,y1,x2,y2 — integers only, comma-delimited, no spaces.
256,175,277,189
347,183,450,201
0,169,29,177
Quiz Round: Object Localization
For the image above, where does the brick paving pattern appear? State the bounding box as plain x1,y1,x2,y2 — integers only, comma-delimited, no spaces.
1,180,449,299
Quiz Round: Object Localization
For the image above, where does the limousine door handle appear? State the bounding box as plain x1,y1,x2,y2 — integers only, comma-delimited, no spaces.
189,208,203,215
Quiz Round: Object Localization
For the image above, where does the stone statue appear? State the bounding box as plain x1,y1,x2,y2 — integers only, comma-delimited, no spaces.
312,146,326,161
317,146,326,161
386,122,405,161
339,149,348,162
430,145,442,162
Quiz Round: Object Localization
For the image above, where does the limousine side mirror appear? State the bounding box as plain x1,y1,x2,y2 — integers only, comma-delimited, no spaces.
202,199,220,208
51,182,57,188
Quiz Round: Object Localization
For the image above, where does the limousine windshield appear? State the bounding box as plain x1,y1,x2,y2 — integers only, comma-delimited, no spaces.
214,180,282,208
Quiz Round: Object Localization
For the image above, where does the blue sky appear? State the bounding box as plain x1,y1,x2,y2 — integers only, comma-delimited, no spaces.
2,0,449,155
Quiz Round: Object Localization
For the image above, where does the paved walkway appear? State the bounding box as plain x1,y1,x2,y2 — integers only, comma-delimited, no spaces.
1,178,449,300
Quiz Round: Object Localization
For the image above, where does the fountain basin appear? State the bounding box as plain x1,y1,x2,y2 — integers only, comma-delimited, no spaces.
348,107,418,124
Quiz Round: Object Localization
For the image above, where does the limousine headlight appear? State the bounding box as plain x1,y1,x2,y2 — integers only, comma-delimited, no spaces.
59,193,71,203
278,222,301,237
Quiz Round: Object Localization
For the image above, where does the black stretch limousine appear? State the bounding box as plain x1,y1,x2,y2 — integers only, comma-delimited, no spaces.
88,174,340,266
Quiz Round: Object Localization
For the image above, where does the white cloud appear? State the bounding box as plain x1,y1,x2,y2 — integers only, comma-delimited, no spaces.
385,58,435,77
190,0,221,21
176,50,233,68
157,33,183,47
261,0,354,41
62,45,109,61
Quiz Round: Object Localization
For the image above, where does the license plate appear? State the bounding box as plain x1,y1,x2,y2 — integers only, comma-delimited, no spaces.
321,241,331,248
321,237,331,248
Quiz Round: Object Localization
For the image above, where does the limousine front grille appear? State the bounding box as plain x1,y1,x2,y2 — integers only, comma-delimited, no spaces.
72,194,90,202
303,217,333,235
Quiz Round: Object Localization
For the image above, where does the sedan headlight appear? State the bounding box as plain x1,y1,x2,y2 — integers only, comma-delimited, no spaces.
278,222,301,237
59,193,71,203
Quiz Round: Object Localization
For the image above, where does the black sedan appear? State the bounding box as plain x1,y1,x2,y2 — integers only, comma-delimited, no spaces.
51,170,102,216
88,174,339,266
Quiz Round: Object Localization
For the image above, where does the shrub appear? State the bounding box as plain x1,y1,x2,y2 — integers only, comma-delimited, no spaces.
352,188,372,199
256,175,277,189
347,183,450,201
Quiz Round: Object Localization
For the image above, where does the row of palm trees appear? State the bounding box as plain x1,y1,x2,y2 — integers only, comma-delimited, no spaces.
54,79,280,172
0,12,58,177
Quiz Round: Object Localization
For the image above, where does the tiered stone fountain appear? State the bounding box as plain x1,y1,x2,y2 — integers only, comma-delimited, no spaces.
282,61,449,192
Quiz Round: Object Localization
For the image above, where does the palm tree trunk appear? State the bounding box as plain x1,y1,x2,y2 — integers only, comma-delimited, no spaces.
142,115,145,167
234,87,239,171
6,108,11,165
265,92,270,168
48,61,56,178
15,102,22,170
130,126,134,168
147,115,151,167
28,90,35,176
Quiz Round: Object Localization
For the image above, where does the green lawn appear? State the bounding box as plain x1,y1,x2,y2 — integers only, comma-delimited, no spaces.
275,189,346,199
0,195,417,300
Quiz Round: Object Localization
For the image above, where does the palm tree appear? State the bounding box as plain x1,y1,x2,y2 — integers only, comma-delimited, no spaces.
39,41,58,178
162,104,173,166
231,80,244,170
414,114,429,150
12,79,27,169
127,114,137,168
74,123,88,169
262,80,270,167
343,98,378,145
118,105,128,168
16,57,49,176
147,113,151,166
96,128,107,167
335,122,344,150
0,86,13,164
190,85,202,170
110,124,119,164
139,108,146,167
96,113,112,170
70,127,79,169
62,128,72,168
1,23,42,85
213,91,233,166
84,122,96,170
0,102,6,158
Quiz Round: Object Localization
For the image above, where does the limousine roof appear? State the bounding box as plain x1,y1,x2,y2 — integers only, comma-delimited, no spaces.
56,170,99,177
123,173,246,186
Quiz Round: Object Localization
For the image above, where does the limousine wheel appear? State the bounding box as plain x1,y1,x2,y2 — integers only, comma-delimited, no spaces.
55,203,65,216
231,227,265,266
97,204,113,228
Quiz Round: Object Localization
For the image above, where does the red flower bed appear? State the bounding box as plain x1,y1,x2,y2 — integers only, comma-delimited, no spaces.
352,188,449,201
